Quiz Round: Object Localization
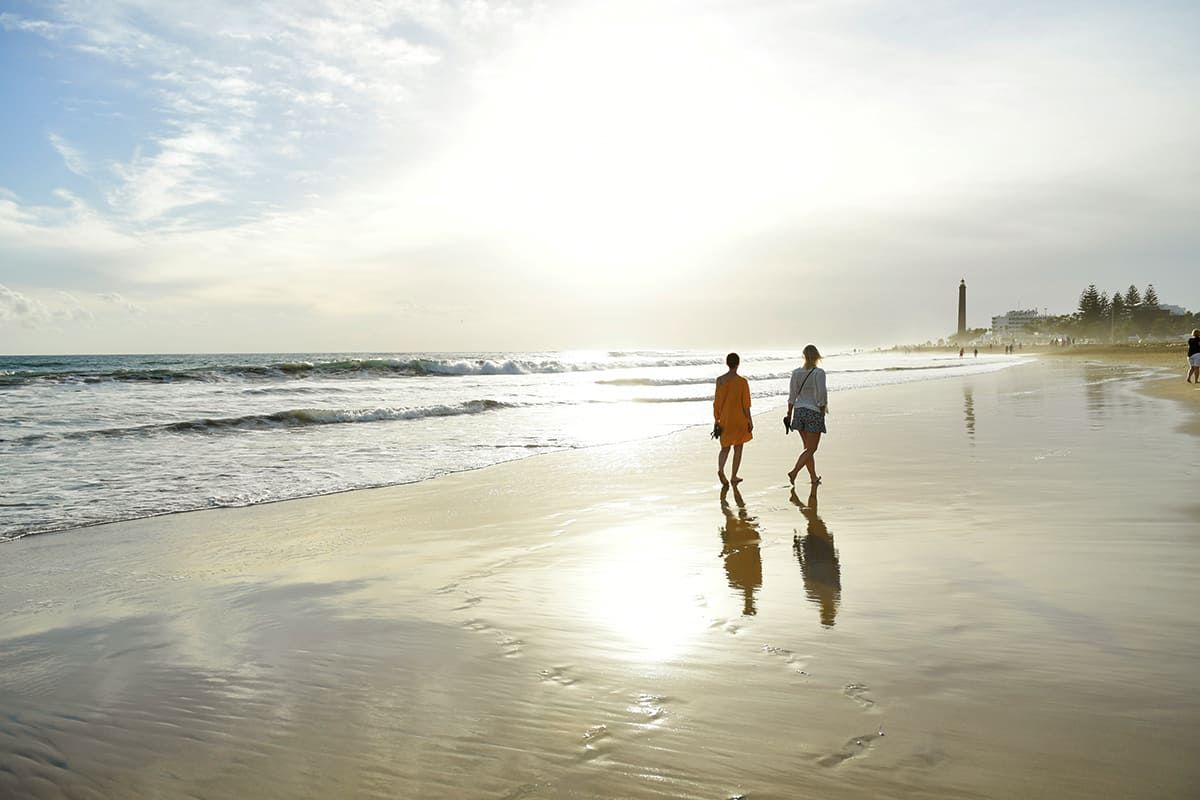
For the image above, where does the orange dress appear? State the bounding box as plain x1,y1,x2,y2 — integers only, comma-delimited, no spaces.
713,375,752,447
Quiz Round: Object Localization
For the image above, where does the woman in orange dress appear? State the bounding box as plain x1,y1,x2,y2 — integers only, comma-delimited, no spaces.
713,352,753,487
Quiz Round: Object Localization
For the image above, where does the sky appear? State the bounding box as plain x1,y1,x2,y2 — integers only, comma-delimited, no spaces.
1,0,1198,354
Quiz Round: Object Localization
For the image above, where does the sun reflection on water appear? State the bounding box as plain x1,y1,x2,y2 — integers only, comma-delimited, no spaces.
580,527,711,664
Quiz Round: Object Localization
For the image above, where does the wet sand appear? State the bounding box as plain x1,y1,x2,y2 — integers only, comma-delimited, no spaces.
2,358,1199,799
1040,344,1200,437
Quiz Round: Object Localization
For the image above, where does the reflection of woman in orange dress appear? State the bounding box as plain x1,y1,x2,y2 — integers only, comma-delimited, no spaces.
713,352,753,487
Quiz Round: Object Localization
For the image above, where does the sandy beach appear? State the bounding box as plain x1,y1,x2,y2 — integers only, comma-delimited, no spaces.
2,356,1198,799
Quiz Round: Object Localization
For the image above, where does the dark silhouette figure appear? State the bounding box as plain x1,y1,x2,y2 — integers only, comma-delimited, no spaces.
1187,329,1199,384
963,385,975,441
790,485,841,627
719,485,762,616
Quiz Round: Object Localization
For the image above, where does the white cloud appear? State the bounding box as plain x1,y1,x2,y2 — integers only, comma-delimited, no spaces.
0,284,52,327
55,291,95,323
49,133,89,176
3,1,537,235
0,11,68,38
97,292,146,315
107,125,239,222
0,188,136,254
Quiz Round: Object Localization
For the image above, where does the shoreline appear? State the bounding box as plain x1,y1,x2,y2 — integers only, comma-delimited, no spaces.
8,345,1194,547
1036,344,1200,437
6,347,1194,550
2,353,1025,544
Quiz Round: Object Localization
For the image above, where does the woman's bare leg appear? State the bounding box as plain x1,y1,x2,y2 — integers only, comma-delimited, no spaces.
730,443,744,484
789,431,822,485
801,431,822,483
718,446,731,486
788,437,809,484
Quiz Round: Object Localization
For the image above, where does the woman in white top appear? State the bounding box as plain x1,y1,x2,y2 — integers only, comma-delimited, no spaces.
785,344,828,486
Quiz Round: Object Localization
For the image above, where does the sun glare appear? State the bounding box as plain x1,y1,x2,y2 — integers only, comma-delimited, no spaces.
431,5,816,272
579,526,710,664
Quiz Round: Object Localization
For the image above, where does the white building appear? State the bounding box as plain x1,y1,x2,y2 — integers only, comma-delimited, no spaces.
991,309,1042,339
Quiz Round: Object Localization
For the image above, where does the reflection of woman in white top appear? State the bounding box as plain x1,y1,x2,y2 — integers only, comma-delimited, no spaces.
786,344,828,486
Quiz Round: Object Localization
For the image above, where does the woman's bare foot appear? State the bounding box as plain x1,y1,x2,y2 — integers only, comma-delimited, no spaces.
732,476,743,485
718,471,730,488
810,475,822,486
787,470,798,485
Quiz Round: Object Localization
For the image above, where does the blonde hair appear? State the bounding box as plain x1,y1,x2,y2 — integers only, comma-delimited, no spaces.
803,344,822,368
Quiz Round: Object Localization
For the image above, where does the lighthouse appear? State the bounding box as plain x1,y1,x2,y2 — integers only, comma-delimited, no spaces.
957,279,967,336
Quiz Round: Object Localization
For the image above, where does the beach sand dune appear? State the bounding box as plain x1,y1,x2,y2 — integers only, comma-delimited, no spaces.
2,359,1198,798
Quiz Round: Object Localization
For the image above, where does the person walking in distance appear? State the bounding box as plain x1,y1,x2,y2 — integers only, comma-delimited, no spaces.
786,344,828,486
713,352,753,487
1187,329,1200,384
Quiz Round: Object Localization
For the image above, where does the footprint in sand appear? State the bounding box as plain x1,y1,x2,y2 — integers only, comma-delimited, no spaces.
497,784,543,800
843,683,876,710
626,693,669,727
761,644,809,675
452,592,483,611
538,666,580,687
816,731,885,767
498,635,525,658
441,582,483,610
580,723,611,759
709,617,742,635
460,619,523,657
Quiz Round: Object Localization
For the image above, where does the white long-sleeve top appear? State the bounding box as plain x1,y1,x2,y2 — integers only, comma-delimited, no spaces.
788,366,827,412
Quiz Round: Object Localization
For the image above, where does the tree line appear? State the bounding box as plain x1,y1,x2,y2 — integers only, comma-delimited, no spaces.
1058,283,1195,340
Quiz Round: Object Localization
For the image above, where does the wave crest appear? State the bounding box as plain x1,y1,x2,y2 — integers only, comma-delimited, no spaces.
0,354,735,386
3,400,512,444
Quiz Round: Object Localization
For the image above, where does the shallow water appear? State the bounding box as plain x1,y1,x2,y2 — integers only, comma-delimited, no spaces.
0,349,1020,540
1,359,1197,798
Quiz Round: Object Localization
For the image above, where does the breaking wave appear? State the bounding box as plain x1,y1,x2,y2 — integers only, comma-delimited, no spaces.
0,355,733,386
3,400,513,444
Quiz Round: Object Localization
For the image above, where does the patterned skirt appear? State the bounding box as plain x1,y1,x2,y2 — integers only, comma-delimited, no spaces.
791,407,827,434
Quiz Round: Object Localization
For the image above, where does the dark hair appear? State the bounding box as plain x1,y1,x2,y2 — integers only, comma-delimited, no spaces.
726,352,740,369
803,344,821,367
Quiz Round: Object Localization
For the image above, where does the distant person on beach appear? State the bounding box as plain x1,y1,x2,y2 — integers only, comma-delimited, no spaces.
713,352,753,487
1187,329,1200,384
786,344,827,486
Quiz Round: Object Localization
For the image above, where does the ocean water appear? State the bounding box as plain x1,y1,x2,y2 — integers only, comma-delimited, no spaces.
0,349,1021,540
